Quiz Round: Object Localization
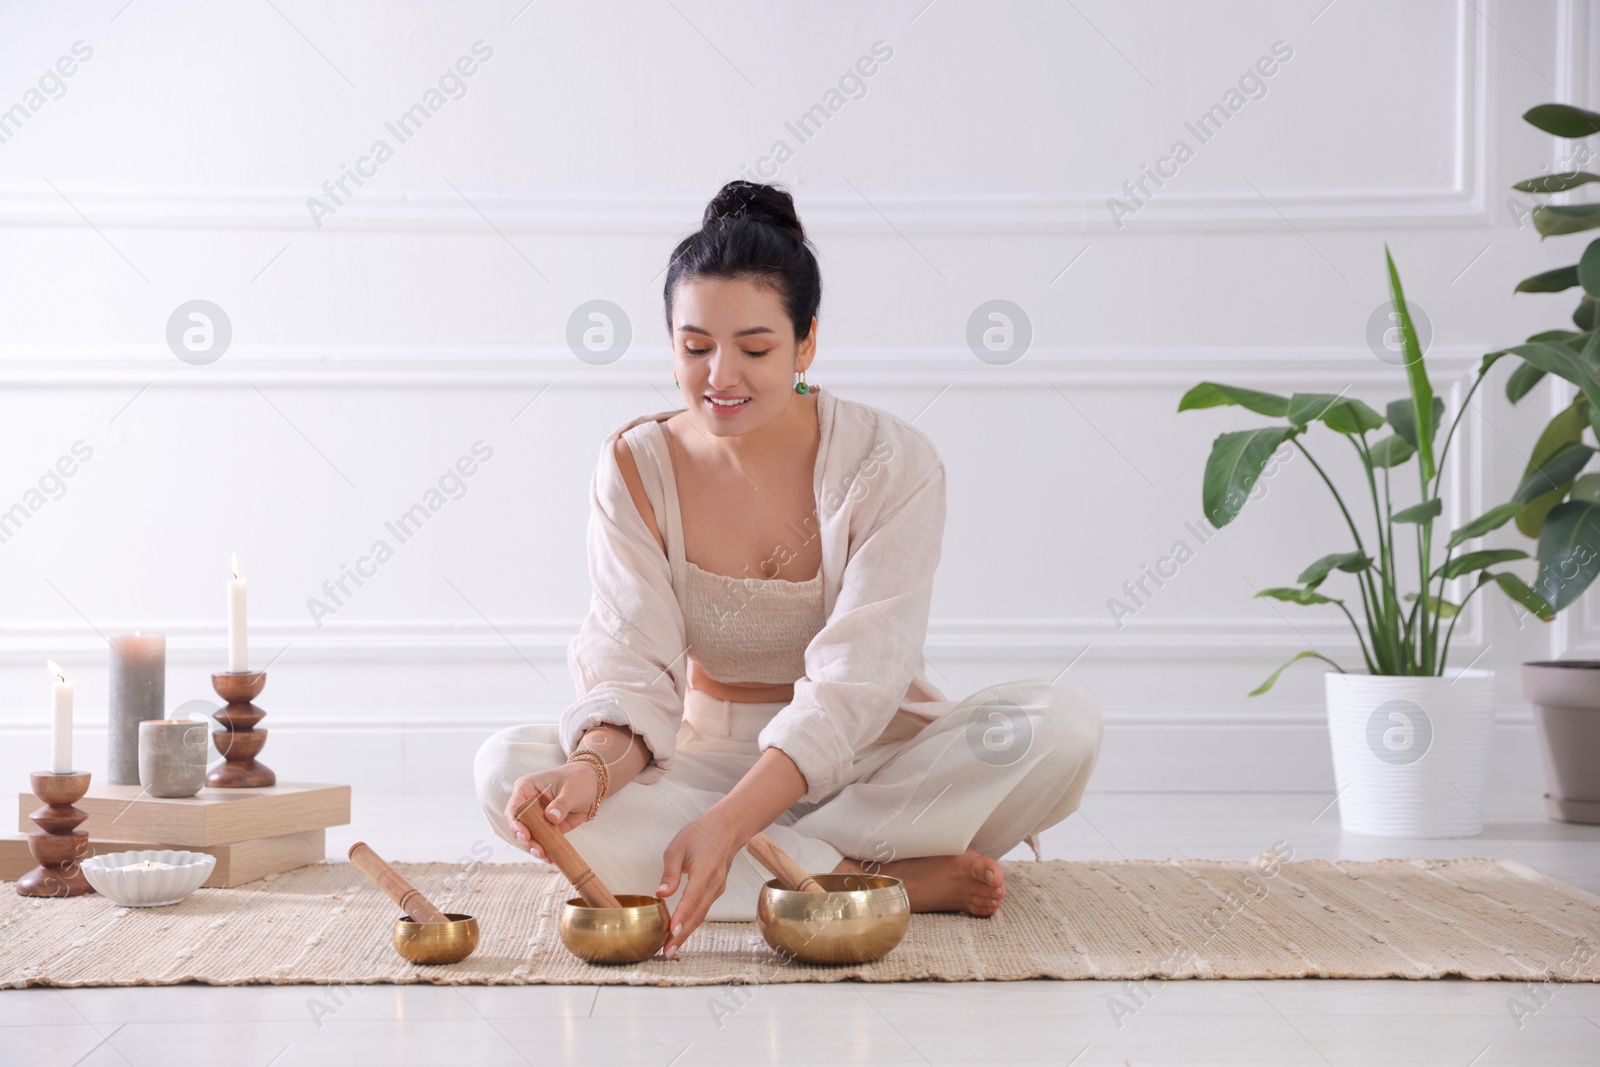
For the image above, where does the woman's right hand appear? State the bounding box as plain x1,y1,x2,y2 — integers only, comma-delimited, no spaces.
504,763,601,860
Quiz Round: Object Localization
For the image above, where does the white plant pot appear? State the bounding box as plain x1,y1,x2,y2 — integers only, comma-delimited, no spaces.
1324,669,1495,837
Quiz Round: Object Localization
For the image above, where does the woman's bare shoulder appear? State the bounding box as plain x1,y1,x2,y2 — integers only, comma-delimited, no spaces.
612,435,664,551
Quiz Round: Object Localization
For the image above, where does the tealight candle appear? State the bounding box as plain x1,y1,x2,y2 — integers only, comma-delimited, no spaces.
48,660,72,774
228,551,248,672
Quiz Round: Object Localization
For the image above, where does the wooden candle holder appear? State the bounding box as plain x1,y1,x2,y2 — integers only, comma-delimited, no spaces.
17,771,93,897
207,671,275,788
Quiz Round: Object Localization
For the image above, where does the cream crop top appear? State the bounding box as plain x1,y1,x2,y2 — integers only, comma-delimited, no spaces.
620,419,826,686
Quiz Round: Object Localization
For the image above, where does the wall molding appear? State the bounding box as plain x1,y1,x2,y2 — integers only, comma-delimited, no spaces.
0,704,1530,732
0,709,1540,798
0,344,1493,388
0,345,1501,661
0,187,1491,237
0,616,1372,666
0,1,1493,236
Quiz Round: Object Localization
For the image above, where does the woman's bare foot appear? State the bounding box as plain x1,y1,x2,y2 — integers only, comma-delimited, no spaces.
834,848,1005,916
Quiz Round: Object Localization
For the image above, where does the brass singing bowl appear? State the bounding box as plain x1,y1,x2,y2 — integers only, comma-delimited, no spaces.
756,873,910,965
391,913,480,965
558,895,671,964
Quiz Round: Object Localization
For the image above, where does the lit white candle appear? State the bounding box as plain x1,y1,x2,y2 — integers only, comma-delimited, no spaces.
228,551,248,672
48,660,72,774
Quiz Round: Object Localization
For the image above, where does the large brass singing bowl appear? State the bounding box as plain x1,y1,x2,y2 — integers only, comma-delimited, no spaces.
392,913,480,964
559,895,671,964
756,873,910,965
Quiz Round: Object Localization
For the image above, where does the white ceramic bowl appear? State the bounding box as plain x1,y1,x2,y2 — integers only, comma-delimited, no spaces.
81,849,216,907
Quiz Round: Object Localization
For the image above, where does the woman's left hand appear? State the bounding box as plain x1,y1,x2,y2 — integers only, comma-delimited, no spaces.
655,811,742,959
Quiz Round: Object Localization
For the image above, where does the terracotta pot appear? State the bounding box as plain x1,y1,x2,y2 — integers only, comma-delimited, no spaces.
1522,661,1600,825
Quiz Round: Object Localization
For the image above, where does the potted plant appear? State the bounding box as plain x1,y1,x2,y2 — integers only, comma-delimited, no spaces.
1492,101,1600,824
1178,248,1584,837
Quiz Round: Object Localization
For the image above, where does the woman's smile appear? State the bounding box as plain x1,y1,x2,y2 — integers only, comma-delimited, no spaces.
704,392,753,416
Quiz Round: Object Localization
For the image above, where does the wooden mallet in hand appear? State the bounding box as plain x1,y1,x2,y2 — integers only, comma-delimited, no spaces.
513,796,623,909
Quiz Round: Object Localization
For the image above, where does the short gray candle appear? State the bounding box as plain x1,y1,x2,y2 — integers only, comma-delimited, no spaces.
108,633,166,785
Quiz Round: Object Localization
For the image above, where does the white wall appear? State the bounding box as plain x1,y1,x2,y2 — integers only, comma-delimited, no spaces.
1,0,1596,797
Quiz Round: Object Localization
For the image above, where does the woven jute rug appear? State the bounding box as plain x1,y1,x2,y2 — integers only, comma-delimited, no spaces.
4,851,1597,987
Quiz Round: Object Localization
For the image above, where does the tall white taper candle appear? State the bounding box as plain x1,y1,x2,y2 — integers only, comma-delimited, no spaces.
48,659,72,774
228,551,248,672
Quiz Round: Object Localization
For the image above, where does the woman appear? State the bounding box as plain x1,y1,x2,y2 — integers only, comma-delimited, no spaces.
475,180,1103,960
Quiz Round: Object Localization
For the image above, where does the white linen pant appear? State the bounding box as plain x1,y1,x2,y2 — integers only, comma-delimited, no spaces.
473,679,1103,921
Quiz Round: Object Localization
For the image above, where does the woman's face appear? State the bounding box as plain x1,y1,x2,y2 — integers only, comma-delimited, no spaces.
670,275,815,438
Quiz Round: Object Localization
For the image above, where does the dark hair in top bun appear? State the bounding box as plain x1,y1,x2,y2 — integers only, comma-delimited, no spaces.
663,180,821,343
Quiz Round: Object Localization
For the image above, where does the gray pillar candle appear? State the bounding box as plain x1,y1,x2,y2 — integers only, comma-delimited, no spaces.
108,633,166,785
139,719,207,798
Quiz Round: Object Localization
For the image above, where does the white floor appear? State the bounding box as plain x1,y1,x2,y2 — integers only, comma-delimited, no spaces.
4,792,1599,1066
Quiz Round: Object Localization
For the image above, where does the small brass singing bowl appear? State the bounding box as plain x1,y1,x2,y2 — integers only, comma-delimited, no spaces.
558,895,671,964
391,913,480,965
757,873,911,965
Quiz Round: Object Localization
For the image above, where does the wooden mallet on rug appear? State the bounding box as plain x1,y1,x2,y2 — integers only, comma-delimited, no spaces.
348,842,451,922
348,841,481,964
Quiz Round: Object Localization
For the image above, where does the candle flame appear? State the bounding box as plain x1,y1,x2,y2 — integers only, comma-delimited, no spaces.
231,550,239,580
46,659,65,684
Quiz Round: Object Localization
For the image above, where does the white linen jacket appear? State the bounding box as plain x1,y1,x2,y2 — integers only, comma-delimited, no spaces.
557,388,950,803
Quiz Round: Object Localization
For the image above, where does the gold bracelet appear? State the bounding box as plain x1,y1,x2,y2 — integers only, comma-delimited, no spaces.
571,750,609,801
566,749,610,821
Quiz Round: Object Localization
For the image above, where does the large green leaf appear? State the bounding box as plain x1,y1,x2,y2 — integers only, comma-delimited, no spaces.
1579,329,1600,369
1436,548,1529,579
1492,342,1584,387
1447,502,1524,548
1177,382,1291,418
1492,342,1600,442
1514,172,1600,194
1496,572,1557,621
1516,331,1600,405
1367,435,1416,468
1533,500,1600,611
1295,551,1373,589
1386,396,1445,450
1513,439,1594,506
1578,296,1600,332
1516,266,1581,293
1385,248,1436,480
1506,362,1549,404
1580,239,1600,298
1248,650,1345,698
1255,586,1341,606
1513,404,1591,538
1535,204,1600,237
1393,498,1442,524
1523,103,1600,138
1572,472,1600,502
1286,393,1386,435
1202,427,1298,528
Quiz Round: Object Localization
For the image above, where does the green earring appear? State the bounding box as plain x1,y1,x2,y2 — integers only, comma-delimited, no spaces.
794,369,812,395
674,374,679,387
